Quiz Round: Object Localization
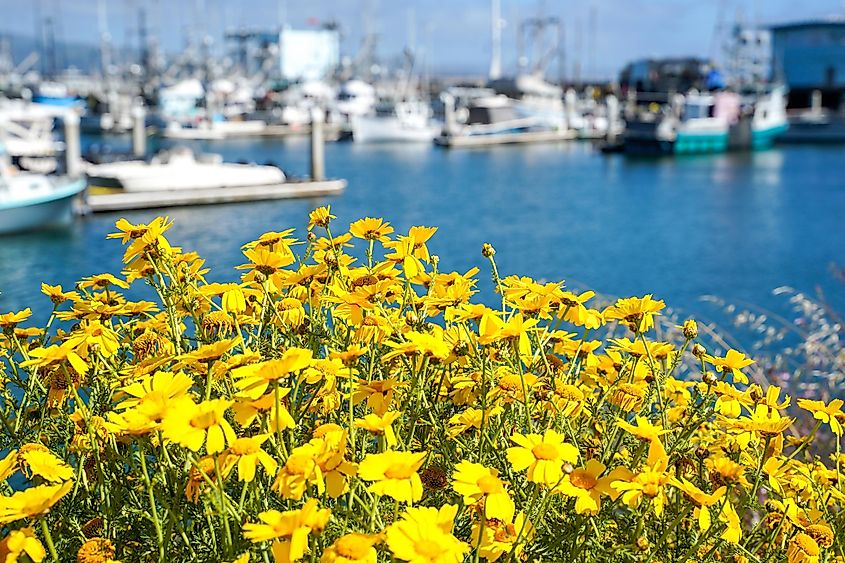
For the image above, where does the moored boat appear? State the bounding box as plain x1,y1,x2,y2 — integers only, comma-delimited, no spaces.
623,87,788,155
0,146,86,235
352,100,440,143
85,147,285,192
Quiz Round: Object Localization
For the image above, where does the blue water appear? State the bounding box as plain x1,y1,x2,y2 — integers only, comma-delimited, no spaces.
1,137,844,324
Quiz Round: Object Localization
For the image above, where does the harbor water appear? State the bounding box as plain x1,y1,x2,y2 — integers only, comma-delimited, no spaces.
1,138,844,323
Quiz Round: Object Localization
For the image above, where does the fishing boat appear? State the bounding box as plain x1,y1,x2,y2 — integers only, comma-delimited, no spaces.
623,87,788,155
0,99,67,173
436,90,574,147
352,100,440,143
0,145,86,235
85,147,285,192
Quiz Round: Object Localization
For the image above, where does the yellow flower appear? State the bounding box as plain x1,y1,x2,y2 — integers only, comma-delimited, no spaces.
79,273,130,290
0,482,72,523
0,451,17,482
115,370,193,418
222,435,278,482
231,348,313,399
451,461,514,521
612,440,671,516
358,451,426,503
161,398,236,453
554,459,632,515
797,398,844,436
720,500,742,544
272,443,324,500
232,391,296,432
19,344,88,376
40,283,77,305
787,533,820,563
19,446,74,483
354,411,401,447
349,217,394,242
447,406,503,437
705,349,755,385
308,206,336,230
609,382,647,413
616,416,669,443
506,429,578,487
471,511,534,562
0,309,32,329
0,527,45,563
320,533,379,563
243,499,331,562
602,295,665,332
669,478,726,531
385,505,469,563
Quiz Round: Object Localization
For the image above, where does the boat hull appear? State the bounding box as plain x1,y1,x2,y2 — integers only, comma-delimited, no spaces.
352,117,439,143
0,179,86,235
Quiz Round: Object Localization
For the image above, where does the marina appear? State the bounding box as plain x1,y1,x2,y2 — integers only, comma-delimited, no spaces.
1,2,845,561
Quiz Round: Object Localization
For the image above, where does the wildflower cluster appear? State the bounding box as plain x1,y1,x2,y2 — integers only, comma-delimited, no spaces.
0,209,843,563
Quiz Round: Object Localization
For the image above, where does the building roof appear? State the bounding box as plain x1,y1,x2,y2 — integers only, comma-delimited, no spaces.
770,18,845,32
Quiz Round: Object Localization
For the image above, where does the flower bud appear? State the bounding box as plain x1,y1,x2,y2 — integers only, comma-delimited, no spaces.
692,343,706,358
307,232,317,243
702,371,718,386
682,319,698,340
481,243,496,258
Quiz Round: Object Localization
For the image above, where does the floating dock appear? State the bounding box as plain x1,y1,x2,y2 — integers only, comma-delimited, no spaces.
83,179,347,213
435,129,576,147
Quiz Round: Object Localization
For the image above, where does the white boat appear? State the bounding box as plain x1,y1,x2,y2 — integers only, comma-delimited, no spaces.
0,99,68,172
352,100,440,143
0,146,86,235
85,147,285,192
436,90,575,147
332,80,377,127
162,119,267,140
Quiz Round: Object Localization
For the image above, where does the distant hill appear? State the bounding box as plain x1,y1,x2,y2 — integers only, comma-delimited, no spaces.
1,32,140,74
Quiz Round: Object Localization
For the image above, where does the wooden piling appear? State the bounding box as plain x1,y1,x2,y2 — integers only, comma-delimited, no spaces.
310,107,325,181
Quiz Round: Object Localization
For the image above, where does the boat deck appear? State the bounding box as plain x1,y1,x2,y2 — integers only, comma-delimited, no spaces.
82,179,347,213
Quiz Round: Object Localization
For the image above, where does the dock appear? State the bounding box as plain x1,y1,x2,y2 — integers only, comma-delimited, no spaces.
83,179,347,213
435,129,576,147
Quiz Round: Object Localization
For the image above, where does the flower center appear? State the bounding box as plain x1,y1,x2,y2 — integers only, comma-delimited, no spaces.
532,443,558,460
285,455,314,475
569,469,598,490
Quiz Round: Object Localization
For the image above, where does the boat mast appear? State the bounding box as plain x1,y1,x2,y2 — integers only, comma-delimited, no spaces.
489,0,503,80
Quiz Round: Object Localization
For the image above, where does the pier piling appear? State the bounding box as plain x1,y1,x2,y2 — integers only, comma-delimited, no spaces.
310,107,325,181
63,113,82,178
132,105,146,158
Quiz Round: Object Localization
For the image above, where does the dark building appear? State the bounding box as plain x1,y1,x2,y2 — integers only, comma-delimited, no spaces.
771,20,845,109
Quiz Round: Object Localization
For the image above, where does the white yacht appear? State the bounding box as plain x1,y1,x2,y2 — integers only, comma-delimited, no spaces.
436,89,574,147
86,147,285,192
352,100,440,143
0,145,86,235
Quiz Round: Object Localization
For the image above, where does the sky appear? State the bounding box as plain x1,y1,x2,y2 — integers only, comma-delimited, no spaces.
0,0,842,79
